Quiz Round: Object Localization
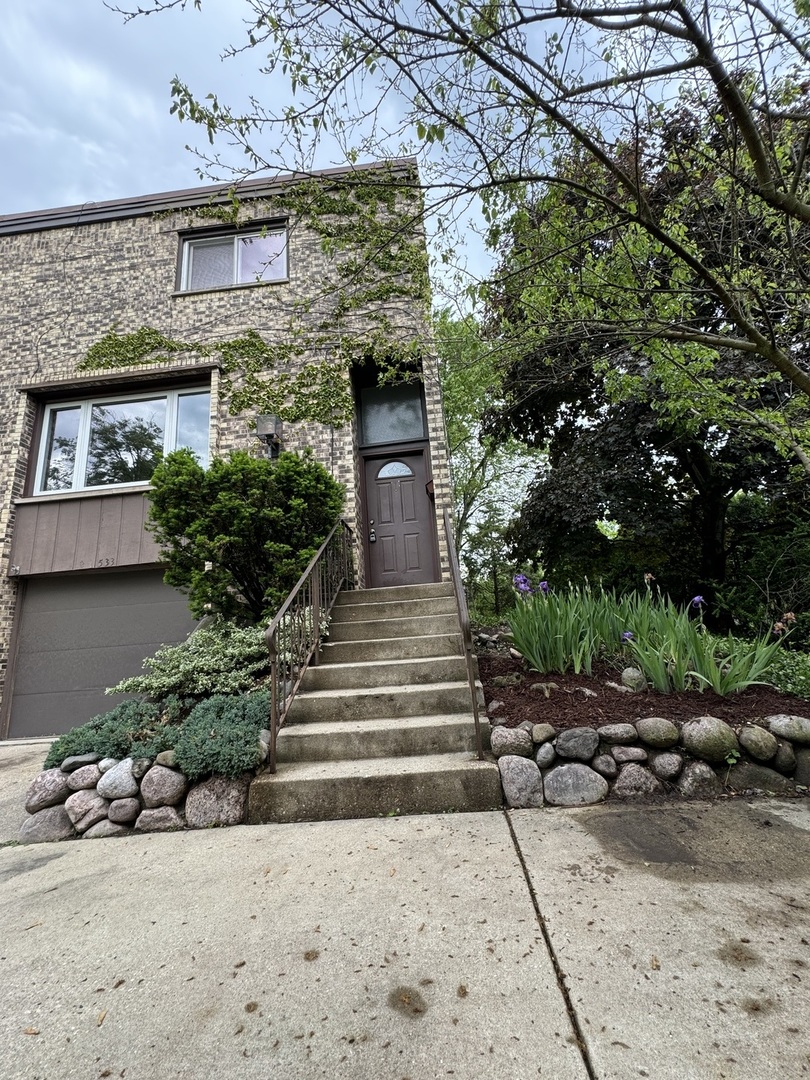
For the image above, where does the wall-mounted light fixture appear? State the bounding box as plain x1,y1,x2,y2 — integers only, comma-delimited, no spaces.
255,414,283,459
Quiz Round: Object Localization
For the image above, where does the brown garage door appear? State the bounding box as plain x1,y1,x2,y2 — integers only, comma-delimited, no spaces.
6,570,197,739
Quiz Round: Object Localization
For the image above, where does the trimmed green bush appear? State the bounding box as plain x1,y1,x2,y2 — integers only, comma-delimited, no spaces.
173,692,270,780
107,619,269,700
766,649,810,699
43,700,175,769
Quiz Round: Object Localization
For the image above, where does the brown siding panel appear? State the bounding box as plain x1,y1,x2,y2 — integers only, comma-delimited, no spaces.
10,492,162,575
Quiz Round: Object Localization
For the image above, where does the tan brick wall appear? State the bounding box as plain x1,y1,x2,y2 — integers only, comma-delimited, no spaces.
0,184,453,724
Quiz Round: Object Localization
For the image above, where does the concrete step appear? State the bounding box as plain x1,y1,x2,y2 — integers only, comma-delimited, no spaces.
247,752,503,823
334,582,454,605
330,595,458,624
327,613,460,642
302,655,468,692
287,680,476,724
276,714,488,763
320,632,462,664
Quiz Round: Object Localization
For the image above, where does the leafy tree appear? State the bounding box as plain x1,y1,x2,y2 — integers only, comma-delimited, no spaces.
434,309,541,555
147,449,345,621
85,408,165,486
116,0,810,468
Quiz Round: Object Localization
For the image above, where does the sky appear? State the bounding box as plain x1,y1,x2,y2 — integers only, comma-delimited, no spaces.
0,0,332,216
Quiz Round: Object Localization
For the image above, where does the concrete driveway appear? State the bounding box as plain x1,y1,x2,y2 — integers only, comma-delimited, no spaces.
2,741,809,1078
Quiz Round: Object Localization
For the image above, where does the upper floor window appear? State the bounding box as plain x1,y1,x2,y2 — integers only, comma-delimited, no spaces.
179,226,287,292
35,388,210,494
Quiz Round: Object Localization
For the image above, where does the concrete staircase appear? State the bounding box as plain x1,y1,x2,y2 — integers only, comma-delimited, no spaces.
248,582,502,823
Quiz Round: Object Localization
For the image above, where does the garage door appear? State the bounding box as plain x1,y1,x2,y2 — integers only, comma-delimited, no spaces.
6,570,198,739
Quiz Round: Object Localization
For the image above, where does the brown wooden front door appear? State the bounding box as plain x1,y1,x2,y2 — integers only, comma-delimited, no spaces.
364,452,439,588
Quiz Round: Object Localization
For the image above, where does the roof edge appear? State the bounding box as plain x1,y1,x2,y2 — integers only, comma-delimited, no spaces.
0,158,419,236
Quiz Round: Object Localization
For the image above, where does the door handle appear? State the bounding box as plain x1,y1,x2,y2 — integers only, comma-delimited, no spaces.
369,528,377,543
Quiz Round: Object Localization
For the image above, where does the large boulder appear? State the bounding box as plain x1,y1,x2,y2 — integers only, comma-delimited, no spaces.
635,717,680,749
108,798,141,824
555,728,599,761
97,758,139,800
135,806,185,832
680,716,739,765
19,805,76,844
596,723,637,745
591,754,618,779
611,746,648,764
64,790,110,833
725,762,797,795
767,715,810,745
490,727,533,759
621,667,647,691
534,742,556,768
24,769,72,814
140,765,189,808
498,756,544,808
676,761,723,798
613,764,664,798
66,764,103,791
738,725,778,762
185,775,250,829
773,739,797,774
649,752,684,780
531,723,557,745
60,753,102,773
794,748,810,787
543,763,609,806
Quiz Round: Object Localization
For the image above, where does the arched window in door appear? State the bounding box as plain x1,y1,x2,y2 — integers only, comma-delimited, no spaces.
376,461,414,479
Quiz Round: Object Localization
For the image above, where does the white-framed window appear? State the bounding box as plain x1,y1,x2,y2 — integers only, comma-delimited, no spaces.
179,226,287,291
34,388,211,494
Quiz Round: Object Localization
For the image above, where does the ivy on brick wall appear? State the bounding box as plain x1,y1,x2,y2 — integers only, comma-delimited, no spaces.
76,166,431,428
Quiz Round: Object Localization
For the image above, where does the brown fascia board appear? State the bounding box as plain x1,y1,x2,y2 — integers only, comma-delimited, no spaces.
0,158,420,237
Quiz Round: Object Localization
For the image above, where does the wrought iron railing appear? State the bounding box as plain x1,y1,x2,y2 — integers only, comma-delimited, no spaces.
443,508,484,761
265,519,354,772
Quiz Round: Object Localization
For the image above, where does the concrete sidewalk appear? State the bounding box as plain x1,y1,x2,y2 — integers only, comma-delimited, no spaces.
2,741,809,1078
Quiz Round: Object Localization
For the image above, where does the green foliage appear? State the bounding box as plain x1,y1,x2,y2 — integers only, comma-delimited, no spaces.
107,618,270,700
507,580,784,694
765,649,810,700
147,449,345,622
77,326,196,372
43,700,176,769
173,692,269,780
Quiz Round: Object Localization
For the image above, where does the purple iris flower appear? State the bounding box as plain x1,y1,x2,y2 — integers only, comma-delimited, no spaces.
513,573,533,594
621,630,634,641
536,580,549,594
691,595,705,609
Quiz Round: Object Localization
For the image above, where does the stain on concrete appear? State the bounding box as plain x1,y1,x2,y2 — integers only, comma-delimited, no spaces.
387,986,427,1017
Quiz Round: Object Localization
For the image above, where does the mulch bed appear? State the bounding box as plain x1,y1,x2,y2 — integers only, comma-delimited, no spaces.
478,654,810,732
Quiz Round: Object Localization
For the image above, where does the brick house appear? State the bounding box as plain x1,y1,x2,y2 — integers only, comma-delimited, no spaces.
0,161,453,740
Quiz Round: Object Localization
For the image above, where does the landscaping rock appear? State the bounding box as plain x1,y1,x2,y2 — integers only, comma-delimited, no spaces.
772,739,796,774
621,667,647,691
64,790,110,833
131,758,152,780
613,763,664,798
83,820,131,840
724,762,798,795
155,750,178,768
534,742,556,768
185,775,250,828
649,752,684,780
597,723,637,744
611,745,648,764
97,758,139,800
108,798,141,824
499,756,544,808
492,672,522,688
680,716,739,765
738,725,778,762
767,714,810,745
794,748,810,787
635,717,680,749
487,700,505,715
140,765,188,808
491,727,533,759
60,753,101,773
529,682,559,697
555,727,599,761
676,761,723,798
66,764,103,791
24,769,71,814
98,758,118,773
532,723,557,744
19,805,76,844
543,763,609,806
518,720,535,733
591,754,618,780
135,806,185,832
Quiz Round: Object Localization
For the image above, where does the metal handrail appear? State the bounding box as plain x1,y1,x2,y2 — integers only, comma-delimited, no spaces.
443,508,484,761
265,518,354,772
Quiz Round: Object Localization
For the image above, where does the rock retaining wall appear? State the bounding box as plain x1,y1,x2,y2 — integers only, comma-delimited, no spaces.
492,712,810,807
19,745,264,844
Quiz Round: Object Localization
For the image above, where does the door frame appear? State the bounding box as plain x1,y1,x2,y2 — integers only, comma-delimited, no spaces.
358,441,440,588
